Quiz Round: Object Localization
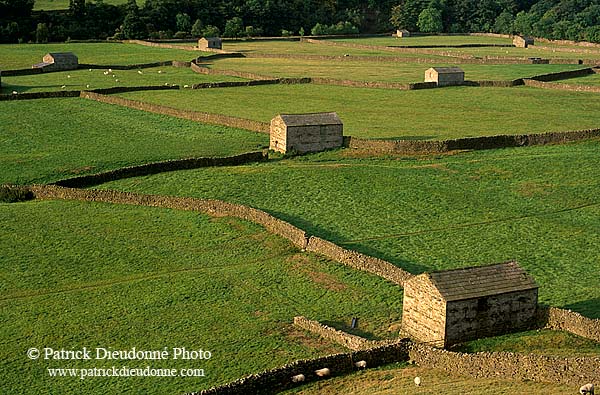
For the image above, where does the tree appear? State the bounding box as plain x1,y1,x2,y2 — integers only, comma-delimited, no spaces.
176,12,191,33
223,17,244,38
69,0,86,17
390,0,428,31
36,22,49,43
191,18,203,37
513,10,536,35
494,10,515,33
202,25,220,38
417,7,443,32
122,1,145,39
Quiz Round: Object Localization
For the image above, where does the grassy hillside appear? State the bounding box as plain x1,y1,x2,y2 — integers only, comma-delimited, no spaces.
97,140,600,317
0,200,403,394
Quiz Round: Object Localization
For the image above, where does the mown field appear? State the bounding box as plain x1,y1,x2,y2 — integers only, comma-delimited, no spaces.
562,72,600,86
1,66,242,93
0,43,201,70
98,140,600,317
120,84,600,140
203,56,585,82
0,98,267,185
0,200,404,394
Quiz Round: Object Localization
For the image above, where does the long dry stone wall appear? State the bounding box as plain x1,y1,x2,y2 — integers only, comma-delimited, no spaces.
53,152,267,188
80,61,173,70
524,78,600,92
0,91,81,100
190,62,274,80
306,236,413,286
346,128,600,154
80,91,270,133
187,341,411,395
409,343,599,386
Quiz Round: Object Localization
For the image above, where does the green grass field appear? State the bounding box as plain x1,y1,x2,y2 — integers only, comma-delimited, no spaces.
97,140,600,317
1,66,242,93
204,56,584,81
561,72,600,86
0,43,201,70
119,84,600,140
0,98,267,185
333,35,514,46
0,199,404,394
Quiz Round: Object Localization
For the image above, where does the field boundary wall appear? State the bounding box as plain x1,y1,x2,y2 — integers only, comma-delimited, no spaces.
524,78,600,92
346,128,600,154
537,306,600,342
0,91,81,100
52,151,267,188
79,90,270,133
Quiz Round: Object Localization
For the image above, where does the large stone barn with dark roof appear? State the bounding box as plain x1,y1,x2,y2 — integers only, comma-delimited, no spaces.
401,261,538,348
198,37,222,50
269,112,344,154
32,52,79,72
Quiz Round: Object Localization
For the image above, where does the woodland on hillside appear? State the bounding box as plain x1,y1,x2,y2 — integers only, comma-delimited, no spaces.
1,0,599,43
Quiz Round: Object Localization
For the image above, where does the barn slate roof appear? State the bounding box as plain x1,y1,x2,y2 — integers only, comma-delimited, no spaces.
426,261,537,302
428,67,464,74
45,52,78,62
277,112,342,127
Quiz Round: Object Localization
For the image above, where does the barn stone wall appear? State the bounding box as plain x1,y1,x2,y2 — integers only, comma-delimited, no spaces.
270,117,343,154
401,276,446,347
445,290,538,346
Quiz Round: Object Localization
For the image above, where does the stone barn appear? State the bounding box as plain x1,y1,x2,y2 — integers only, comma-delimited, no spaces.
396,29,410,38
424,67,465,86
198,37,222,50
402,261,538,348
32,52,79,71
270,112,343,154
513,35,534,48
425,67,465,86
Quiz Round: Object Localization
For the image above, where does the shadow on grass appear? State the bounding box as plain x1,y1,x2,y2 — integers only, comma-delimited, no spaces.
320,319,380,341
563,298,600,319
266,209,427,275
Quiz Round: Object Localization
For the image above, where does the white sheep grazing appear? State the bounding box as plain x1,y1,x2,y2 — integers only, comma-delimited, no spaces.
414,376,421,386
580,383,595,395
355,360,367,369
315,368,330,377
291,374,305,383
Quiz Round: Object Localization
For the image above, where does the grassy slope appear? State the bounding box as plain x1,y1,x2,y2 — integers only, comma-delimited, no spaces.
0,43,200,70
1,66,242,93
0,200,404,394
562,73,600,86
282,363,575,395
205,57,584,82
119,85,600,140
333,36,514,46
98,140,600,317
0,98,268,185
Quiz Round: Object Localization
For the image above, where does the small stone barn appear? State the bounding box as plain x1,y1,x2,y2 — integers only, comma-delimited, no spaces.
396,29,410,37
424,67,465,86
270,112,343,154
198,37,222,50
32,52,79,71
513,35,534,48
402,261,538,348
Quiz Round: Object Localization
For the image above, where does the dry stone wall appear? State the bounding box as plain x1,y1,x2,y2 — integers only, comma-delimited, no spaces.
80,91,270,133
306,236,413,286
539,306,600,342
293,316,381,351
187,341,411,395
79,61,172,70
523,79,600,92
409,343,599,386
0,91,81,100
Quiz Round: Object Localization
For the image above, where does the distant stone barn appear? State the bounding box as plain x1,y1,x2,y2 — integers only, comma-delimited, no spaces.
513,35,534,48
198,37,222,50
402,261,538,348
424,67,465,86
270,112,344,154
32,52,79,72
396,29,410,38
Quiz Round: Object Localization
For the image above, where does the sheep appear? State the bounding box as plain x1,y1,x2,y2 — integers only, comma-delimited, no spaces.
414,376,421,386
580,383,595,395
137,70,143,74
354,360,367,369
11,91,18,95
291,374,305,383
315,367,330,377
